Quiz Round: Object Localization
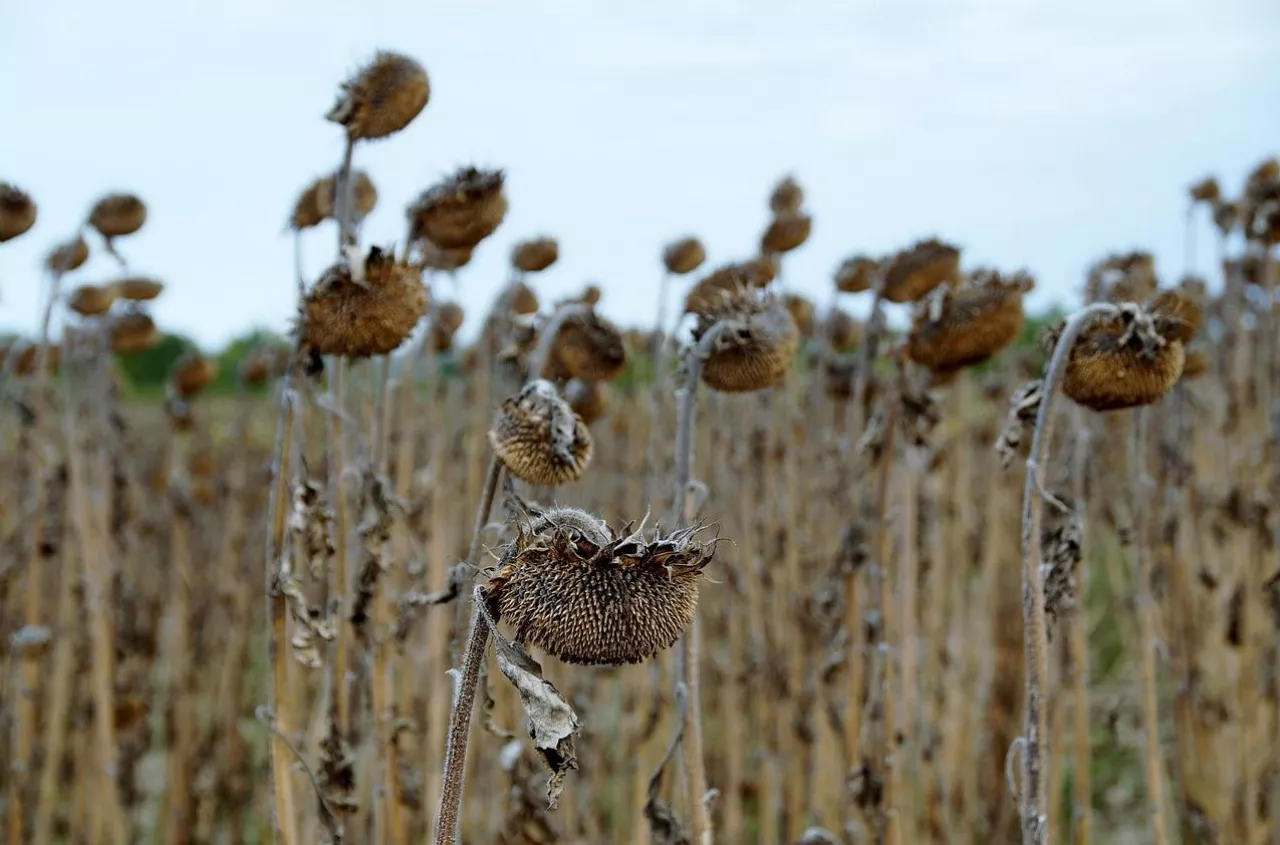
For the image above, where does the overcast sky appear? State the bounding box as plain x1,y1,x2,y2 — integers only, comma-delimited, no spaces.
2,0,1278,349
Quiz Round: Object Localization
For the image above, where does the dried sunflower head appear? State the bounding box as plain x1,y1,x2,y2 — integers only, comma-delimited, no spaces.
110,311,159,354
430,301,465,352
1244,178,1280,245
1212,199,1240,236
1057,304,1186,412
782,293,816,338
882,238,961,303
486,498,717,665
67,283,119,317
769,174,804,215
407,166,508,250
835,255,878,294
326,51,430,141
684,257,777,313
549,308,626,382
507,280,540,316
114,276,164,302
825,307,860,354
1145,287,1202,344
1097,251,1159,303
761,212,812,255
1188,176,1220,204
299,246,427,359
47,235,89,274
691,286,799,393
290,176,334,230
905,269,1030,371
316,170,378,226
512,237,559,273
238,352,272,388
489,380,593,486
171,352,217,399
564,378,608,426
0,183,37,242
663,236,707,275
88,193,147,239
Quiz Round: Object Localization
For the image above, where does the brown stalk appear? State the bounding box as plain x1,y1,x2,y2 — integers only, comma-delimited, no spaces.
435,591,491,844
30,475,77,845
265,383,302,845
164,444,196,843
1068,406,1093,845
5,267,65,845
1131,407,1172,844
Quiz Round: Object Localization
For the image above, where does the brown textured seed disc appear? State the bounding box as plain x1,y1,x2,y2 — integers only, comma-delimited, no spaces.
407,167,508,250
114,276,164,302
89,193,147,239
47,235,89,273
327,51,430,141
68,284,120,317
488,381,593,485
1064,328,1185,412
882,239,960,304
299,248,427,358
835,256,878,294
550,310,627,382
695,294,800,393
0,183,37,242
487,509,714,665
906,286,1024,371
663,237,707,275
761,212,812,254
512,237,559,273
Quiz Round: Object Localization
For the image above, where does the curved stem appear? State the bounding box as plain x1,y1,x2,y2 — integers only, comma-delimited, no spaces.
670,323,726,845
435,595,491,845
528,303,589,382
1019,302,1118,844
335,137,356,252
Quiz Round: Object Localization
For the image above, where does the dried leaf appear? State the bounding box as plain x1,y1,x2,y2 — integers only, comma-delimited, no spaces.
476,591,580,808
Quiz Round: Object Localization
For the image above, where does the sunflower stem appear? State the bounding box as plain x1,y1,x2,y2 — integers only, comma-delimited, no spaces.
853,281,886,434
1019,302,1118,845
529,303,590,382
435,595,491,845
6,267,65,845
1130,407,1171,845
670,323,726,845
335,137,357,252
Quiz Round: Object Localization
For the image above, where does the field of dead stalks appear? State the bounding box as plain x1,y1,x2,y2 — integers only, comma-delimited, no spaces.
2,50,1279,845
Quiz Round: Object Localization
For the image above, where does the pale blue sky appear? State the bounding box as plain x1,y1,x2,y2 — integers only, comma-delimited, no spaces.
2,0,1278,348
